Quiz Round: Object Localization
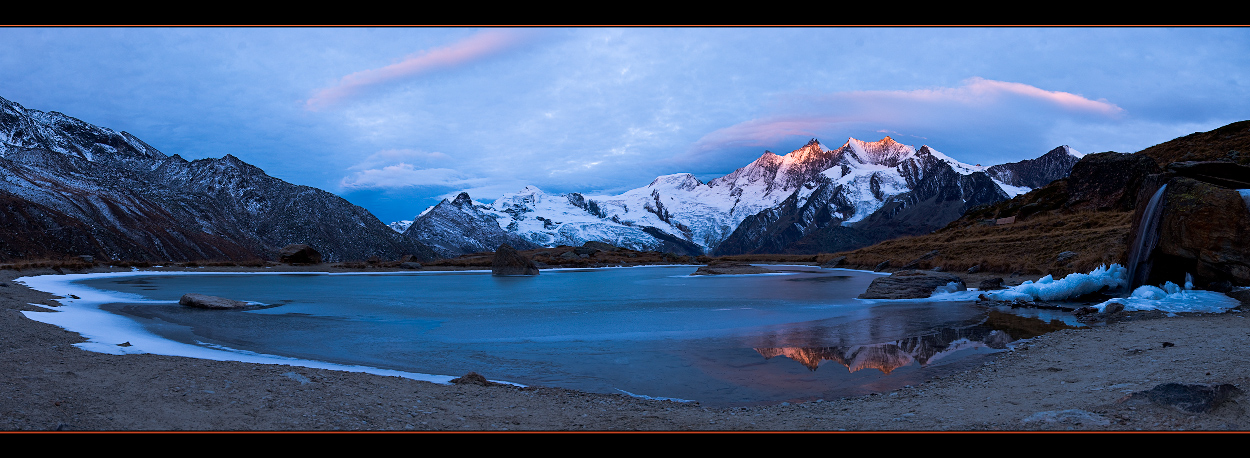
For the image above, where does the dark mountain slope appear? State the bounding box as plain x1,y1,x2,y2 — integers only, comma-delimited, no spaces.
0,95,437,262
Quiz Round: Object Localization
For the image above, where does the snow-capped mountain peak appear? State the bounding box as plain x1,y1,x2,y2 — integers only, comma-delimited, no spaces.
843,136,917,168
916,145,985,175
450,191,475,207
647,173,705,191
781,138,832,163
1062,145,1085,158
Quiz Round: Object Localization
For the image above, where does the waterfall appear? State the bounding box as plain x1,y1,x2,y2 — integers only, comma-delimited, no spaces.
1125,184,1167,291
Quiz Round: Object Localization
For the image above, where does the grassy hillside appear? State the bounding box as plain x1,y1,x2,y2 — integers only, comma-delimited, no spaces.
837,210,1132,276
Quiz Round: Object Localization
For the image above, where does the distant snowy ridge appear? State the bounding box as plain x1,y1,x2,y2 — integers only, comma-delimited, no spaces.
399,137,1082,257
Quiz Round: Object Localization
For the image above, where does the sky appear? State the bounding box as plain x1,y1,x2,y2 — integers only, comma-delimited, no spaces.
2,27,1248,223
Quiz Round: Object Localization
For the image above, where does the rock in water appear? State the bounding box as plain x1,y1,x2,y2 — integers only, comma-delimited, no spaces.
691,261,778,276
279,244,322,264
858,270,967,299
492,244,539,276
820,256,847,268
180,293,250,310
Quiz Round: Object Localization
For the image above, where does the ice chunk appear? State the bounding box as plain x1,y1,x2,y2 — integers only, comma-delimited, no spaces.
984,264,1126,302
1094,280,1242,314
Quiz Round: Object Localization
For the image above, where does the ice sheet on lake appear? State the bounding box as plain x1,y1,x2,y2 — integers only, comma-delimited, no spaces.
14,271,476,385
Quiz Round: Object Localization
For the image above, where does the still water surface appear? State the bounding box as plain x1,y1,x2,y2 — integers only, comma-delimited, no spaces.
80,266,1075,406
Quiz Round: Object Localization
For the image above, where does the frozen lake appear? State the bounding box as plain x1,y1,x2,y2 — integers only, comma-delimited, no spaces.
27,266,1079,406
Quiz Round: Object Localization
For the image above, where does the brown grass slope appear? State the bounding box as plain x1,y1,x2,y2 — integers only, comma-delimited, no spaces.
1136,120,1250,166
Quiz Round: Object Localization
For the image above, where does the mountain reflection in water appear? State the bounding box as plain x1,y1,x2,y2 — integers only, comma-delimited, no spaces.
756,311,1077,374
80,266,1080,407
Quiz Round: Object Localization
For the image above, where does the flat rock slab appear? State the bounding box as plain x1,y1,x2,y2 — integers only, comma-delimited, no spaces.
179,293,251,310
858,270,966,299
1121,383,1243,413
691,262,778,276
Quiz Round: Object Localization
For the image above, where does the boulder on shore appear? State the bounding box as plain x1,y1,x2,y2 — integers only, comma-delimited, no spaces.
1132,175,1250,288
691,261,778,276
492,244,539,276
977,278,1006,291
820,256,847,268
279,244,322,265
858,270,967,299
179,293,251,310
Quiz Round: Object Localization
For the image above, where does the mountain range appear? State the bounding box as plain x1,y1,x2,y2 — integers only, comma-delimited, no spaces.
0,94,1082,263
399,138,1083,258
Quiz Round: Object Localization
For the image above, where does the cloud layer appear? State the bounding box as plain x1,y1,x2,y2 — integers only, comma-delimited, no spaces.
305,29,534,111
693,78,1125,153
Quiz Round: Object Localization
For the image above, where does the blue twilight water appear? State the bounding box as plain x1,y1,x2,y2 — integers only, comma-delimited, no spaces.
77,266,1070,406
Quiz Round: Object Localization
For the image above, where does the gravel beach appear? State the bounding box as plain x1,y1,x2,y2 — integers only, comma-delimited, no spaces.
3,266,1248,431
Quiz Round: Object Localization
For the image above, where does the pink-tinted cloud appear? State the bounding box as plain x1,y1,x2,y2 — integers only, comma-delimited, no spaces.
907,77,1124,116
306,29,533,111
693,78,1125,152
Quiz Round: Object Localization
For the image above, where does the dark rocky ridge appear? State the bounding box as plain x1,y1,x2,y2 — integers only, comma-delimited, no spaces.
0,95,437,263
986,146,1083,189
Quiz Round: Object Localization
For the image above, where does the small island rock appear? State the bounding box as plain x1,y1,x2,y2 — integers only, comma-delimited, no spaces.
180,293,250,310
492,244,539,276
820,256,847,268
858,270,967,299
692,261,778,276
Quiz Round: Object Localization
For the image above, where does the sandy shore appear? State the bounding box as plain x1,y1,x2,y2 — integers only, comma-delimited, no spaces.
3,266,1248,431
